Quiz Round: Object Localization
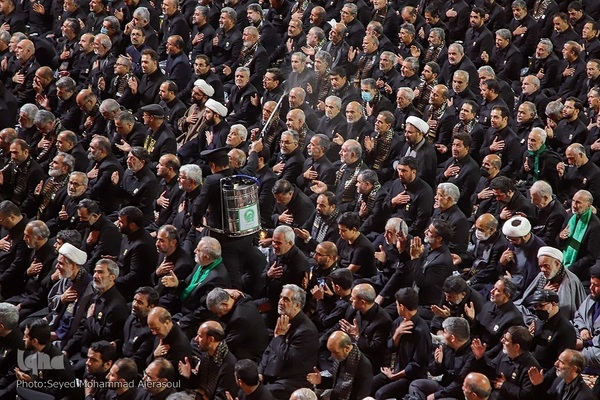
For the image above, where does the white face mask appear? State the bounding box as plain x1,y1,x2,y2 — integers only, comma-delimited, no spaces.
475,229,491,242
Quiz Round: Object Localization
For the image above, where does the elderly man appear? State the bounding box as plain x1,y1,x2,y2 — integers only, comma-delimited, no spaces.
161,236,230,334
408,317,475,400
515,246,586,322
459,214,507,293
558,143,600,208
518,128,561,191
363,111,402,183
226,67,260,126
206,287,269,362
46,242,92,348
12,39,40,106
530,180,567,247
463,373,492,400
146,306,192,379
557,190,600,286
329,283,391,374
307,331,372,399
62,259,129,369
529,349,594,399
259,284,319,399
272,130,306,183
432,182,470,260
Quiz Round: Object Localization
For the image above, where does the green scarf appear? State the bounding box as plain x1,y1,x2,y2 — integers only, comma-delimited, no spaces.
527,143,547,181
563,208,592,268
181,257,223,300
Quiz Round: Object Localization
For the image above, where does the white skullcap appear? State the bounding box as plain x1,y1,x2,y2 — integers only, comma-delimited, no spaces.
406,116,429,134
537,246,563,263
194,79,215,97
502,216,531,237
58,242,87,265
205,98,228,117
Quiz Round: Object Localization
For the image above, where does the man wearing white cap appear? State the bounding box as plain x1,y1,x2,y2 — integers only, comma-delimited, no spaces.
178,98,231,165
514,246,585,323
398,115,437,187
46,242,94,349
500,215,546,295
177,79,214,145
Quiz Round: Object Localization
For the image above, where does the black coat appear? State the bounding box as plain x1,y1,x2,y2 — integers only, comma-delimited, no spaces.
219,296,269,362
116,228,159,301
410,244,454,307
87,154,124,214
532,198,567,247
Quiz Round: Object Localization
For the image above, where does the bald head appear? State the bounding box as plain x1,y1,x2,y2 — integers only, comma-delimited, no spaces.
463,372,491,399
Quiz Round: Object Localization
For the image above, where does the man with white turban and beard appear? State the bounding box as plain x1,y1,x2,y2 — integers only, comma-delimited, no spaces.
514,246,586,323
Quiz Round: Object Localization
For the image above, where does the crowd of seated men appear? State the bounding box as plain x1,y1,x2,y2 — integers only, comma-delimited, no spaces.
1,0,600,398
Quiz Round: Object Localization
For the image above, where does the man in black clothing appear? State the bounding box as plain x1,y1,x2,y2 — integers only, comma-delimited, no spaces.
206,287,269,363
408,219,455,320
0,303,23,389
115,206,159,301
271,179,315,230
153,224,194,293
479,106,523,178
112,147,159,225
307,331,372,399
464,8,493,69
86,135,124,214
0,139,45,208
530,181,567,247
118,286,158,372
408,317,475,399
12,319,80,400
529,349,595,399
336,212,375,279
146,307,193,375
78,199,121,272
296,134,335,198
459,213,507,292
372,288,432,399
383,156,433,237
0,201,30,299
124,49,166,115
295,192,339,254
179,320,238,399
139,104,177,170
259,284,319,399
549,97,587,155
437,132,481,215
466,278,525,352
557,143,600,208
